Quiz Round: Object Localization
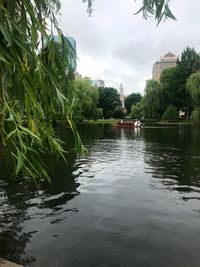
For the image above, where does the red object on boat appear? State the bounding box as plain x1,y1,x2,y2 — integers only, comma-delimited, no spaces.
114,121,141,128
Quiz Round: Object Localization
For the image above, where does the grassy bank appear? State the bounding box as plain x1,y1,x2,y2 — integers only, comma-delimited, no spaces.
154,120,194,125
81,119,118,125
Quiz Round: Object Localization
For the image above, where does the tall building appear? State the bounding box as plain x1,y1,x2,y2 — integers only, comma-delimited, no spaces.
152,52,178,81
91,79,105,88
119,83,125,110
51,35,77,70
66,36,77,70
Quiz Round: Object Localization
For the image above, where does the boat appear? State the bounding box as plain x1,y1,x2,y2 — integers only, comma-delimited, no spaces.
114,120,141,128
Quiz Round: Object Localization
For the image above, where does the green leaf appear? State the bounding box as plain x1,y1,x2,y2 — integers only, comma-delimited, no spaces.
0,54,10,64
16,149,24,175
18,125,41,140
0,23,13,46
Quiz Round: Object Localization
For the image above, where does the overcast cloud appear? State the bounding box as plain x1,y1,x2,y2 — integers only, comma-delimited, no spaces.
59,0,200,95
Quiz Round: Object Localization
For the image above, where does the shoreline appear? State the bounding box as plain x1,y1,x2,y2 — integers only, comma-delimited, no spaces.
79,119,194,126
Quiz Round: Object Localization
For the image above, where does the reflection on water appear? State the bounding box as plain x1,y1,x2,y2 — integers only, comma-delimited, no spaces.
1,124,200,266
143,126,200,191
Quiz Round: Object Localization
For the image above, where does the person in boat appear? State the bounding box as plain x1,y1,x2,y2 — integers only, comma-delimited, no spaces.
137,120,141,127
134,120,138,127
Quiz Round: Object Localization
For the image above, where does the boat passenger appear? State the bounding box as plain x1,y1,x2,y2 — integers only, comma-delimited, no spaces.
134,120,138,127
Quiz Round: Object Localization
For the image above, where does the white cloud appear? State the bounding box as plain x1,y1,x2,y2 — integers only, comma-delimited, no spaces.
59,0,200,94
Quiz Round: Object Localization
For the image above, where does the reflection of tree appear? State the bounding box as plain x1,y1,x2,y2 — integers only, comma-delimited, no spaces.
0,123,109,264
0,146,82,265
0,178,36,265
0,126,114,265
143,126,200,194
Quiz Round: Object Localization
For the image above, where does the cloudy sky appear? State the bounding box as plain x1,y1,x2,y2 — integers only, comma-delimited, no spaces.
59,0,200,95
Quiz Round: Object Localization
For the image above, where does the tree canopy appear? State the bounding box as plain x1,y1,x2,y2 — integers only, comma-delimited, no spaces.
159,47,200,117
162,105,178,121
179,47,200,76
125,93,142,115
131,103,143,120
187,72,200,106
98,87,122,119
160,67,185,109
187,72,200,122
73,78,102,121
143,80,162,120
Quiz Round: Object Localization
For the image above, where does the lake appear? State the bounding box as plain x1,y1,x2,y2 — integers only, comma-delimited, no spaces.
1,124,200,267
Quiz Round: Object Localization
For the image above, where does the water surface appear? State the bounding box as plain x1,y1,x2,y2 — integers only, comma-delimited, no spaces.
1,124,200,267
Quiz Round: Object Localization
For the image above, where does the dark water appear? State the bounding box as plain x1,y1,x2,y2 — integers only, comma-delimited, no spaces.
1,125,200,267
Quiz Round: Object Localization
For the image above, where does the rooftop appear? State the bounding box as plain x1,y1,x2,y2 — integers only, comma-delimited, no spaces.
164,52,176,58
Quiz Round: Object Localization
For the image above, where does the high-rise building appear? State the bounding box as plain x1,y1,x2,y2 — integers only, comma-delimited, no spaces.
50,35,77,70
152,52,178,81
66,36,77,70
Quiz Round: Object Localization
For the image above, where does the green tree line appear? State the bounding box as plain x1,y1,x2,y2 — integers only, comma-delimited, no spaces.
72,79,126,121
130,47,200,122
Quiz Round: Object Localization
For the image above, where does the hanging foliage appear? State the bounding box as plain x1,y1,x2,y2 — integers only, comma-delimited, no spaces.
0,0,84,180
83,0,176,23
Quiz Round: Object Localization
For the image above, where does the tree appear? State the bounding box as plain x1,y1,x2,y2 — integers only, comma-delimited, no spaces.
125,93,142,115
178,47,200,76
187,71,200,122
162,105,178,121
0,0,84,180
73,78,101,121
98,87,122,118
187,72,200,105
160,47,200,118
142,80,162,120
131,103,143,120
160,67,185,109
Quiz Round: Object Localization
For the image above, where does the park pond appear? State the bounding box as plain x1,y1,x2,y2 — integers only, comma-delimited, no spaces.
1,124,200,267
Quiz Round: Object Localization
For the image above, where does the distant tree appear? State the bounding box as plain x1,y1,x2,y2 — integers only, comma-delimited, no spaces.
160,47,200,118
162,105,178,121
113,108,125,119
125,93,142,114
74,78,100,121
160,67,185,109
187,71,200,122
98,87,122,118
131,103,143,120
187,71,200,106
142,80,162,120
178,47,200,77
143,80,162,120
190,108,200,122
